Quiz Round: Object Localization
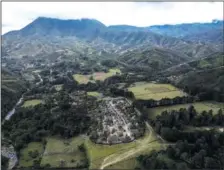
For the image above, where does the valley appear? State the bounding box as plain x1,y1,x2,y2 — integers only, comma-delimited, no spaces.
1,16,224,170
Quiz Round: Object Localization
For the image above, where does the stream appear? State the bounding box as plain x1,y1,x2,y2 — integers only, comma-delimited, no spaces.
5,94,24,121
2,95,24,169
1,145,18,170
2,73,42,169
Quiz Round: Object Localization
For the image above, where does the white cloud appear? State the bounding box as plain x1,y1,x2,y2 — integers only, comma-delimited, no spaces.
2,2,223,34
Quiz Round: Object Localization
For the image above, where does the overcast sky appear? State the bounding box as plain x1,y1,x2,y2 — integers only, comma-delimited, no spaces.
2,2,223,34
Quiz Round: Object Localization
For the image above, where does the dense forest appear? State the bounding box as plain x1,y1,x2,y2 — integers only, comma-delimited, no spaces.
137,105,224,170
2,90,91,152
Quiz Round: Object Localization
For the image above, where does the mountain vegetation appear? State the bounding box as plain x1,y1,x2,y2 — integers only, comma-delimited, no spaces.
1,17,223,170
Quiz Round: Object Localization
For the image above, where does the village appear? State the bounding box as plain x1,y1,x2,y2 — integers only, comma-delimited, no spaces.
90,97,144,144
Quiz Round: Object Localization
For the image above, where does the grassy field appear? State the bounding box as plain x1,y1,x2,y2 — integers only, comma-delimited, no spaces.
104,158,138,170
73,74,92,84
22,99,42,107
19,123,164,169
87,91,102,97
86,123,161,169
93,68,121,81
18,142,44,167
54,84,63,91
85,138,136,169
128,82,186,100
38,135,145,169
148,101,224,120
41,153,86,167
73,68,121,84
40,136,86,168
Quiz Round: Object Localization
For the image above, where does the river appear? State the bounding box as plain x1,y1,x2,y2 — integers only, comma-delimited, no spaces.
2,72,46,169
1,145,18,170
2,72,43,169
5,94,24,121
2,95,24,169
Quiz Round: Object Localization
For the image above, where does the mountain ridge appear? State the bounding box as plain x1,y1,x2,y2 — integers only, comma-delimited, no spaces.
2,17,223,62
3,17,223,36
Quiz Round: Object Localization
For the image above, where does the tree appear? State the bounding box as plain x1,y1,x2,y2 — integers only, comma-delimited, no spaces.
176,162,188,170
204,157,219,169
1,156,9,170
167,146,175,158
89,75,94,80
59,160,66,167
160,127,178,142
78,144,85,152
29,150,39,158
32,159,41,168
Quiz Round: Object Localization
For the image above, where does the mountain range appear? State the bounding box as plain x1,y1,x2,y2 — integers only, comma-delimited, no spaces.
2,17,224,67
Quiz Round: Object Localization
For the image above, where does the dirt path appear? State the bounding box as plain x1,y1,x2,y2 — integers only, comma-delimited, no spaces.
99,122,168,169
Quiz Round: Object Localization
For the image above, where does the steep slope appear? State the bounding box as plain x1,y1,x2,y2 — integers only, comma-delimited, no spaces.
161,52,224,102
2,17,222,60
161,52,224,77
148,20,223,38
177,67,224,102
4,17,106,38
183,28,224,44
118,47,191,70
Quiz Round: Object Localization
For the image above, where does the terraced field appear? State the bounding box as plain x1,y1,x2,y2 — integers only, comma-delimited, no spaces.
128,82,186,100
147,101,224,120
22,99,42,108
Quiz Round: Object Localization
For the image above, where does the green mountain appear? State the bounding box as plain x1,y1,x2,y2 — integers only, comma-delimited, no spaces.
148,20,223,38
118,47,191,71
2,17,222,60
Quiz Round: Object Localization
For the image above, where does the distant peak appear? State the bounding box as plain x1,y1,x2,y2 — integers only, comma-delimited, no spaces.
212,19,223,23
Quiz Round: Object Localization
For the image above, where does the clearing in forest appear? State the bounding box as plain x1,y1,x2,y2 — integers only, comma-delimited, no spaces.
73,74,92,84
128,82,186,100
18,121,165,169
87,91,102,97
18,142,44,167
54,84,63,91
147,101,224,120
22,99,42,107
93,68,121,81
40,136,87,168
73,68,121,84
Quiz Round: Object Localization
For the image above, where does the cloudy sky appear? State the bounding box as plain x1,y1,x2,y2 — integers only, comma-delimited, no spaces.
2,2,223,34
